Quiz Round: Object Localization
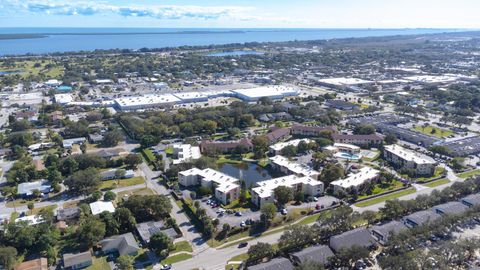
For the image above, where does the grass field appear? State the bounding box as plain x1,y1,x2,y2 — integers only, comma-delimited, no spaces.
116,188,155,202
358,180,405,200
354,187,417,207
161,253,193,264
172,241,193,253
0,60,64,79
457,169,480,179
225,253,249,269
415,167,447,182
413,125,453,138
422,178,450,188
27,205,57,216
85,256,111,270
100,176,145,190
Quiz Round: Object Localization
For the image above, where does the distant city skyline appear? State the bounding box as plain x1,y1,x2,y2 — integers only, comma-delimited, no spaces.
0,0,479,29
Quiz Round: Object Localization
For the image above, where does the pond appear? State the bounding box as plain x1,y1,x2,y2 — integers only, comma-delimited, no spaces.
218,162,275,188
207,50,264,57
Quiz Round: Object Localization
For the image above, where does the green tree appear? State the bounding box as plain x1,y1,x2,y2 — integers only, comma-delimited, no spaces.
0,246,17,270
149,232,174,257
64,168,101,195
280,145,297,157
260,203,277,222
333,245,370,267
247,242,277,263
252,135,269,159
102,129,123,147
320,163,344,186
353,124,376,135
274,186,294,206
104,191,116,201
116,255,134,270
114,208,137,234
122,195,172,222
77,217,106,247
295,260,325,270
124,153,142,169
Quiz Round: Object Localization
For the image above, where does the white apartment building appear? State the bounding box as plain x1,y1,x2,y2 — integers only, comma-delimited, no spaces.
172,144,201,165
384,144,437,176
269,139,314,155
251,175,324,207
178,168,240,205
269,155,321,180
330,167,380,195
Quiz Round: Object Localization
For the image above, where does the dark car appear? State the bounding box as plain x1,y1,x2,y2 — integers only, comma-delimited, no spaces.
238,242,248,248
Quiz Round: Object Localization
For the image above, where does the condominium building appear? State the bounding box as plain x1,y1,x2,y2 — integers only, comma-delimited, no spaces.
384,144,437,176
178,168,240,205
330,167,380,195
269,155,321,180
269,138,314,155
172,144,201,164
332,133,383,147
199,138,253,154
291,124,338,137
251,175,324,207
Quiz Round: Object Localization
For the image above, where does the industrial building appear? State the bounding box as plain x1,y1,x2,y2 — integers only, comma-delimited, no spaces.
231,86,299,101
114,94,180,110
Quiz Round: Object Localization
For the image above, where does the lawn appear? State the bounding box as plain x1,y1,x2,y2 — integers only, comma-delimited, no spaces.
172,241,193,253
85,256,111,270
6,198,41,208
357,180,405,200
160,253,193,264
354,187,417,208
100,176,145,190
423,178,450,188
457,169,480,179
142,148,156,163
165,147,174,155
116,188,155,202
413,125,453,138
415,167,446,182
216,155,243,165
225,253,248,270
223,192,255,211
27,205,57,216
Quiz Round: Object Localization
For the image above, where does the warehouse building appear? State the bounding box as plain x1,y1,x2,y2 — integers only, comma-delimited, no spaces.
232,86,299,101
114,94,180,110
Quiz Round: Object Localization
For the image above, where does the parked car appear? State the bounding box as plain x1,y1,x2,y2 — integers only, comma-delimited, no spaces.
235,212,243,217
160,264,172,270
281,209,288,215
240,221,246,227
238,242,248,248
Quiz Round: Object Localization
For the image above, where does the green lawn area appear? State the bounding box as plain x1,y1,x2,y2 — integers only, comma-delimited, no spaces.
6,198,41,208
85,256,111,270
225,253,249,269
172,241,193,253
216,155,243,165
100,176,145,190
358,180,405,200
457,169,480,179
165,147,174,155
296,213,321,226
257,158,269,167
422,178,450,188
415,167,446,182
413,125,453,138
116,188,155,202
223,192,255,211
362,150,381,162
27,205,57,216
354,187,417,208
160,253,192,264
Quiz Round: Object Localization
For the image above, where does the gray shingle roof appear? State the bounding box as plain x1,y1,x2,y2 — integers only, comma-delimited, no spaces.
100,233,140,256
370,221,407,244
433,201,469,215
63,251,92,268
461,194,480,207
329,227,376,252
291,245,334,265
248,258,294,270
17,180,51,196
403,210,441,227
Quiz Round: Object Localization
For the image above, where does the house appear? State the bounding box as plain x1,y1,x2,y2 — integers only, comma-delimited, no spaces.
100,233,140,256
92,148,126,159
17,180,51,197
384,144,437,176
14,257,48,270
370,221,407,245
178,168,240,205
62,137,86,149
461,194,480,207
329,227,376,252
290,245,335,267
136,221,173,243
56,207,81,221
330,167,380,195
100,169,135,180
265,127,291,145
403,210,441,228
88,133,104,144
63,251,92,270
172,144,201,165
251,175,324,207
433,201,469,215
199,138,253,154
325,99,359,110
89,201,115,215
290,124,338,137
248,257,294,270
15,215,44,226
332,133,383,147
269,138,314,155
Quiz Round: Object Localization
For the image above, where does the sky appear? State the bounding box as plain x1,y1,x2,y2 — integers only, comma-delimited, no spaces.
0,0,479,29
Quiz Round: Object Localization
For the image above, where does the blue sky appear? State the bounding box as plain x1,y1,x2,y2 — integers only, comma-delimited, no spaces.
0,0,479,28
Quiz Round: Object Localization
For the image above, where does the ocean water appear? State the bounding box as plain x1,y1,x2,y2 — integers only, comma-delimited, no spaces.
0,28,462,56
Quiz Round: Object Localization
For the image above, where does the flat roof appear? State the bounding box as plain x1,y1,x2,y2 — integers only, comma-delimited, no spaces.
269,155,320,178
318,77,374,86
54,94,74,104
114,94,180,107
172,144,201,164
179,168,239,193
252,175,322,198
269,138,313,152
331,167,380,189
384,144,436,165
89,201,115,215
231,85,298,98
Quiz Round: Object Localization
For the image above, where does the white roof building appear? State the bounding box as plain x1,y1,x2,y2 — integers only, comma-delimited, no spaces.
54,94,74,104
269,139,314,154
172,144,201,164
114,94,180,110
269,155,320,179
15,215,44,225
89,201,115,215
317,77,374,86
384,145,436,165
232,86,299,101
331,167,380,193
45,79,62,86
173,92,209,103
95,79,113,84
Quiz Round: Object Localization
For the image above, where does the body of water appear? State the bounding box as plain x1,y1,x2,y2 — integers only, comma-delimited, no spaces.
218,162,274,188
0,28,462,56
207,50,264,57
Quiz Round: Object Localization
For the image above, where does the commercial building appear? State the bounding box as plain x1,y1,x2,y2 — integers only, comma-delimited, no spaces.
384,144,437,176
17,180,51,197
178,168,240,205
269,138,314,155
440,136,480,156
317,77,374,88
269,155,321,180
200,138,253,154
251,175,324,207
291,124,338,137
173,92,209,103
89,201,115,215
329,227,376,252
172,144,201,165
231,86,299,101
376,124,441,147
332,133,383,147
114,94,180,111
325,100,359,110
330,167,380,195
54,94,74,105
63,251,92,270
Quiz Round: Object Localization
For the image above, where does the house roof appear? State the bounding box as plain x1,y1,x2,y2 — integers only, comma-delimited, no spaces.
14,258,48,270
433,201,469,215
332,133,384,141
17,180,51,196
100,233,140,256
461,193,480,206
56,207,80,220
136,221,165,243
370,221,407,240
403,210,441,226
291,245,334,265
248,257,294,270
89,201,115,215
329,227,376,252
63,251,92,268
266,127,291,143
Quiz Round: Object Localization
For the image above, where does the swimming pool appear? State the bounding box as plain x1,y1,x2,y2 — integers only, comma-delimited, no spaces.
335,152,362,160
